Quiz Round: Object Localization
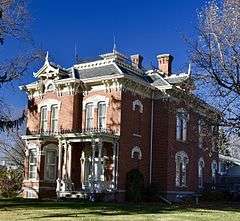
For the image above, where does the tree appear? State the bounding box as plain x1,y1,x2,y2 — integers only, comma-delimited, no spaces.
0,0,42,132
189,0,240,129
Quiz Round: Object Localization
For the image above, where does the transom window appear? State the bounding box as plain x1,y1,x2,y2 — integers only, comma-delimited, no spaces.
45,148,57,181
40,106,48,132
176,109,188,141
86,103,94,129
50,105,58,132
175,151,189,187
29,149,37,179
98,102,106,129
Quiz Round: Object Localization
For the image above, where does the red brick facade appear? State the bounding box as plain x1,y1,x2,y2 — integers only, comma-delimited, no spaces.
20,51,219,201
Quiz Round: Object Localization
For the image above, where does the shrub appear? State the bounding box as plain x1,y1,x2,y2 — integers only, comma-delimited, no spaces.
126,169,144,202
0,168,23,198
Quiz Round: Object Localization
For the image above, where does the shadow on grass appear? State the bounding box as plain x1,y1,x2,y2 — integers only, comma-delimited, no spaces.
0,198,240,219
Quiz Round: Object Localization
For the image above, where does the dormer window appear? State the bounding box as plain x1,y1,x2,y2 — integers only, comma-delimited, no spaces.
176,109,188,141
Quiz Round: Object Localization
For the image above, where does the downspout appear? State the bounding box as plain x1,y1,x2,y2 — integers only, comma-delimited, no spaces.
149,90,154,184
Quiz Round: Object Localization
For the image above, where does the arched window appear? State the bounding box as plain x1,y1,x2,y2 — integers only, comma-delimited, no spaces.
50,105,58,132
85,103,94,129
131,146,142,160
198,157,205,188
211,160,218,184
98,101,106,129
44,145,57,182
176,109,188,141
40,106,48,132
198,119,204,149
132,100,143,113
175,151,189,187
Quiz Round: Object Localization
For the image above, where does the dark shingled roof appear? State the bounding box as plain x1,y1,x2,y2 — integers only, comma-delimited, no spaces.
75,64,121,79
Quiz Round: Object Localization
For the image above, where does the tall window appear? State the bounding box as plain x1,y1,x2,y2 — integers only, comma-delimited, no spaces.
86,103,94,129
51,105,58,132
175,151,189,187
211,160,217,184
29,149,37,179
98,102,106,129
45,149,57,181
176,109,188,141
198,158,205,188
40,106,48,132
198,119,204,149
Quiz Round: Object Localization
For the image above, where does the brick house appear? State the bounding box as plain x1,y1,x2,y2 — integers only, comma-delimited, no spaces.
20,50,220,201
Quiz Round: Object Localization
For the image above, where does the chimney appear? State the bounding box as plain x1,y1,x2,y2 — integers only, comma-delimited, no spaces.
157,54,174,76
131,54,143,69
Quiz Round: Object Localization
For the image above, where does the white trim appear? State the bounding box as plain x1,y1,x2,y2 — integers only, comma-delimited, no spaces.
83,95,109,110
131,146,142,160
38,99,61,112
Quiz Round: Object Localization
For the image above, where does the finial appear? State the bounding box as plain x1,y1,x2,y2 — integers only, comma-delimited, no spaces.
113,35,116,53
188,63,192,75
45,51,49,65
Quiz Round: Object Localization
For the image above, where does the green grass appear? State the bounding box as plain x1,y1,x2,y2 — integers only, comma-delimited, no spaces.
0,199,240,221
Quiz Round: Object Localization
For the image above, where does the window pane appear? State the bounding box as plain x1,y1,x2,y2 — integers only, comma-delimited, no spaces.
86,103,93,129
45,150,56,181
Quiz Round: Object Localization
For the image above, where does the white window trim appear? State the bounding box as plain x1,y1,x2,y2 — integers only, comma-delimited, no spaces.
43,144,57,182
85,102,94,129
132,99,143,113
131,146,142,160
97,101,107,129
83,95,109,110
28,146,38,181
38,99,61,112
50,104,59,132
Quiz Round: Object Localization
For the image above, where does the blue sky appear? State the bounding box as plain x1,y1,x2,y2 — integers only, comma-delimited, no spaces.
2,0,205,111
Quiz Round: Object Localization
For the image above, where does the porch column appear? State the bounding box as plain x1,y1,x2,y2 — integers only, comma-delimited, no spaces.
98,140,103,181
62,140,68,179
91,140,96,181
67,142,72,180
56,140,63,192
112,141,117,188
57,140,63,179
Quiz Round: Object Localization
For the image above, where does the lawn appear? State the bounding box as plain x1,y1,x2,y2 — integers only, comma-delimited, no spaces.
0,199,240,221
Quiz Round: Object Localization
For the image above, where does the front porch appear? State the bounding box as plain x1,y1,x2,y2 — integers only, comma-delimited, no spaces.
56,132,119,199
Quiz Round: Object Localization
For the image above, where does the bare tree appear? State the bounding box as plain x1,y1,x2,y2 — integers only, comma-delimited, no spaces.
0,131,25,170
188,0,240,129
0,0,43,132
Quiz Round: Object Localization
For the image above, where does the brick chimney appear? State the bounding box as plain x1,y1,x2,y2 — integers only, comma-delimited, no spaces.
130,54,143,69
157,54,174,76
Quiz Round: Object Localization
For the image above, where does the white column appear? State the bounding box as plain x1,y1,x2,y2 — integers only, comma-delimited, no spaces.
112,142,117,188
91,140,96,181
62,140,68,179
57,140,63,180
67,142,72,180
98,140,103,181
